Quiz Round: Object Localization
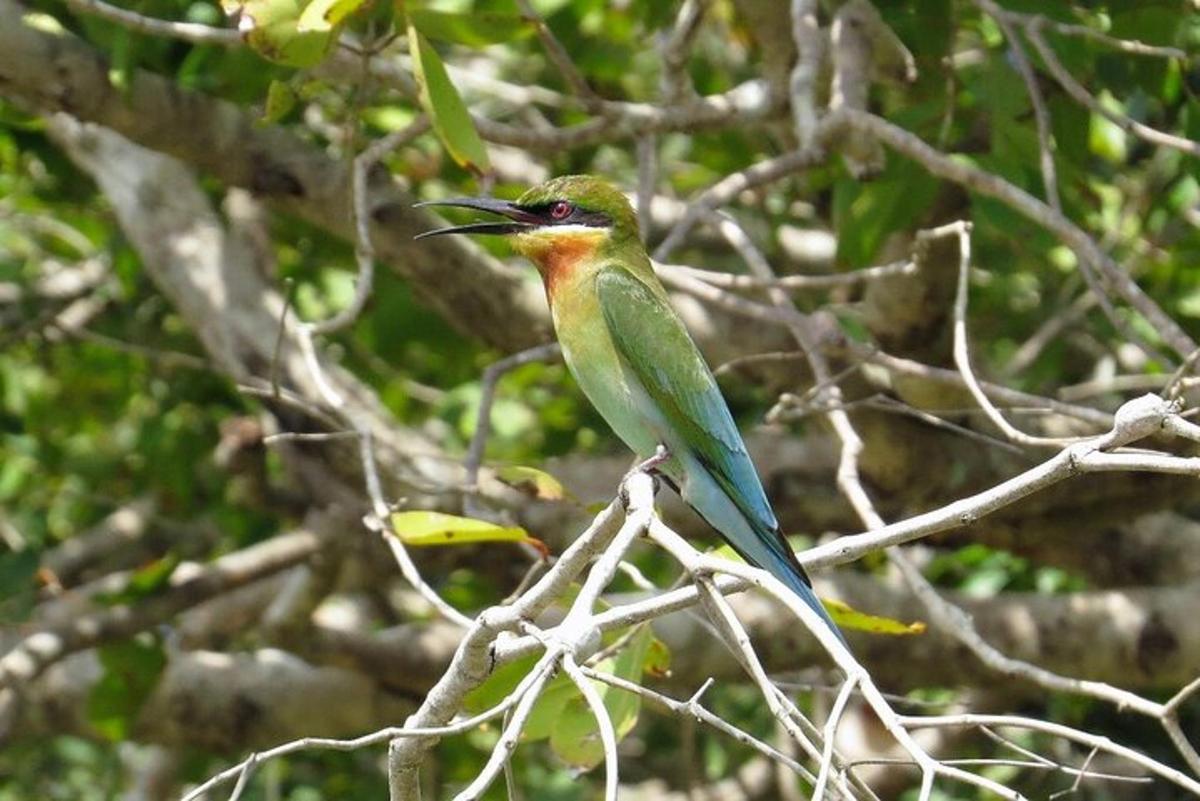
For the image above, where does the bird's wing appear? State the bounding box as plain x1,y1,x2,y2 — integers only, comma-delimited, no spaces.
595,267,779,537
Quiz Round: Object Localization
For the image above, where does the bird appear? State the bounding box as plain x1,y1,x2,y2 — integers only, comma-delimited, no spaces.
416,174,843,644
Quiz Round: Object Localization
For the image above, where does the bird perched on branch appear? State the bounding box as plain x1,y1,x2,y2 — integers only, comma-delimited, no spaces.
417,175,843,645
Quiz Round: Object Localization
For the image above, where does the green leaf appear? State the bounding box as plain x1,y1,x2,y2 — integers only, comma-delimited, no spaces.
548,626,654,769
406,22,490,173
548,692,606,768
261,79,297,124
465,623,666,768
0,550,38,599
1179,286,1200,318
523,673,579,741
389,510,543,552
0,550,39,624
834,157,939,267
124,553,181,598
222,0,336,67
87,637,167,741
96,554,181,607
822,598,925,636
297,0,366,32
464,653,541,714
408,8,530,47
1089,103,1128,164
494,465,571,501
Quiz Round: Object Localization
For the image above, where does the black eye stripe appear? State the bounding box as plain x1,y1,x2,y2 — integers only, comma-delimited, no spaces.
519,201,612,228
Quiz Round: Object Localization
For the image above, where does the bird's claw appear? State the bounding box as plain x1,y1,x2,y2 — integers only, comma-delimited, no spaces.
619,443,670,507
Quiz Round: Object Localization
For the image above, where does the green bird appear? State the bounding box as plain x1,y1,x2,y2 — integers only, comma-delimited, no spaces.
417,175,843,644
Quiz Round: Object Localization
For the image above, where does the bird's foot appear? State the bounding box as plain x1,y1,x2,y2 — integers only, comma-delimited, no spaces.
619,444,670,507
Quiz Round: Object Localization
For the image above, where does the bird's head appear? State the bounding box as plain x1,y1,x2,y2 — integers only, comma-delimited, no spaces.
416,175,640,277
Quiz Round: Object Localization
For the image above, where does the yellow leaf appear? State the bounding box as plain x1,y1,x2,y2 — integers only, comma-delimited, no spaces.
494,465,571,501
709,542,924,635
389,511,544,554
297,0,365,32
643,635,672,678
822,598,925,636
224,0,335,67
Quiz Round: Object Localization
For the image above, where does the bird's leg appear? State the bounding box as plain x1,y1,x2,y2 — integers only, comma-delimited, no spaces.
620,443,671,507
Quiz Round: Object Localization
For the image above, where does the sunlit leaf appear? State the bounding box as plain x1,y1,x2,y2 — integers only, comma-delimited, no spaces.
1179,287,1200,318
296,0,365,31
222,0,335,67
1089,107,1128,164
822,598,925,636
389,510,543,553
261,80,296,123
495,465,570,501
406,21,490,173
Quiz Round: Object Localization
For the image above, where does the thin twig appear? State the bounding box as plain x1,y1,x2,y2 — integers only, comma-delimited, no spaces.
789,0,822,150
636,135,656,243
659,259,914,291
561,654,619,801
271,277,297,399
515,0,600,109
945,220,1085,448
658,0,707,103
812,676,859,801
462,343,562,508
311,117,431,335
977,0,1061,212
1003,287,1095,377
1020,16,1200,159
653,148,823,261
448,651,561,801
1016,11,1187,60
902,714,1200,795
63,0,241,45
582,668,819,785
830,107,1197,361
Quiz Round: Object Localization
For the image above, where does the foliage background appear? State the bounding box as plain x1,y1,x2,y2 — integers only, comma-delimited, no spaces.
1,0,1199,798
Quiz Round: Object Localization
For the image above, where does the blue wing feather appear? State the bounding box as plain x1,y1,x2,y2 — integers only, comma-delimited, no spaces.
594,269,776,531
594,268,844,643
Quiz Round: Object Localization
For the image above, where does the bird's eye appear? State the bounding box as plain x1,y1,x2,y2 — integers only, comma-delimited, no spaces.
549,201,574,221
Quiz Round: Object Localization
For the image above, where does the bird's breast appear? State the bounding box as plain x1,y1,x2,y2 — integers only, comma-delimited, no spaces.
550,280,662,459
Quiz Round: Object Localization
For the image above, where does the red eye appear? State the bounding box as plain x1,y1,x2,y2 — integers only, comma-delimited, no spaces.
549,201,573,220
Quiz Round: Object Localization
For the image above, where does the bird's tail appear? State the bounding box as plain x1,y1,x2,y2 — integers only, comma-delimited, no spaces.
677,466,847,647
755,541,848,649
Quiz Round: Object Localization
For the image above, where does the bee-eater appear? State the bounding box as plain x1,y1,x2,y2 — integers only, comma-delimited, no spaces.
417,175,843,643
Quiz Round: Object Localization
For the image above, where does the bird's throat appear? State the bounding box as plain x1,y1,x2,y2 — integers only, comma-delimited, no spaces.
514,228,606,298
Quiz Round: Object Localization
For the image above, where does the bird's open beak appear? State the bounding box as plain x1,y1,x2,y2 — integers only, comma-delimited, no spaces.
413,197,540,240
